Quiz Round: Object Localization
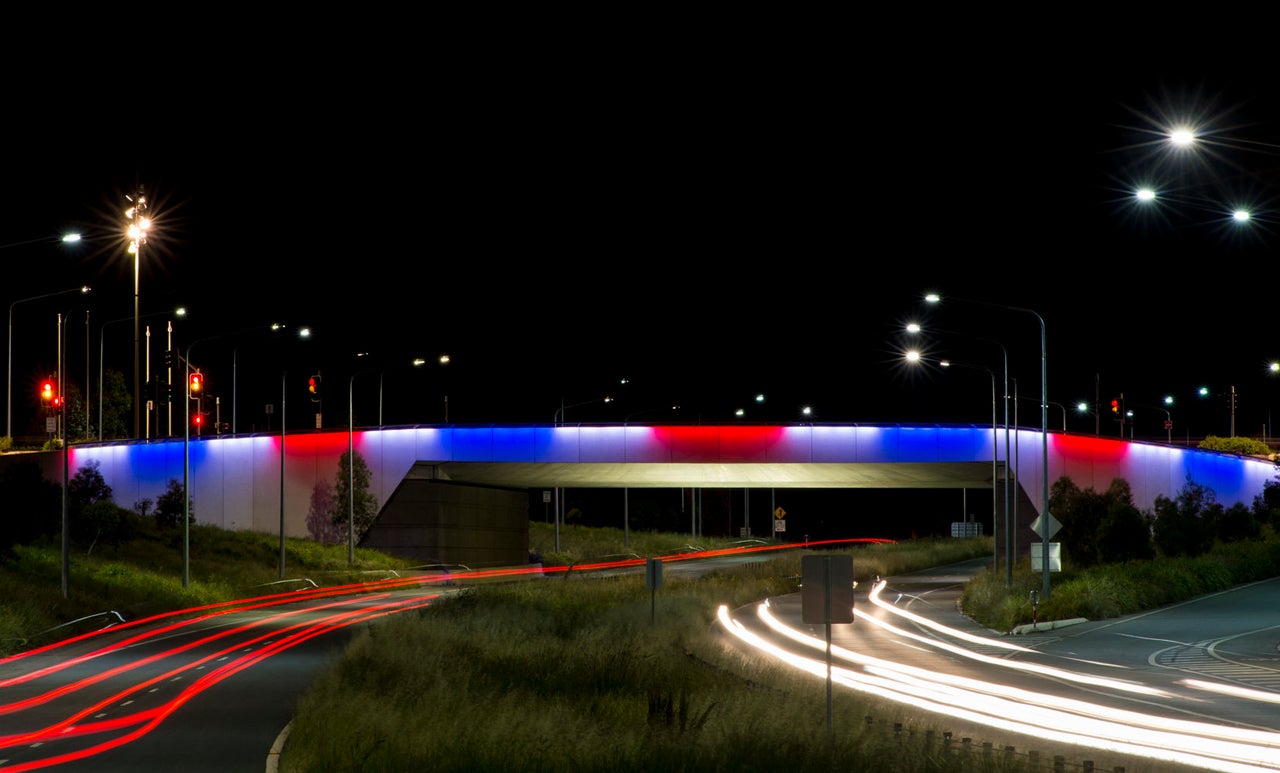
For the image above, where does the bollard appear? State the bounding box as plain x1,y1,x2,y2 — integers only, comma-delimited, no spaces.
1053,754,1065,772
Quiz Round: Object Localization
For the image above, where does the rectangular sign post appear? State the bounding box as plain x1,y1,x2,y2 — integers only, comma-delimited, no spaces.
645,557,663,624
801,554,855,739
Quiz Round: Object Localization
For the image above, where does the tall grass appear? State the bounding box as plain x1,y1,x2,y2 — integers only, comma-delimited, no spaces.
280,528,1172,773
0,523,417,656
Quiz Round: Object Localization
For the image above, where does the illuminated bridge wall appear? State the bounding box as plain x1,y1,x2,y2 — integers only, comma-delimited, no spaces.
44,424,1277,543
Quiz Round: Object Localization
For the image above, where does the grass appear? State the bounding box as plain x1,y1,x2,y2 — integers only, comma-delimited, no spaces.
4,520,1270,771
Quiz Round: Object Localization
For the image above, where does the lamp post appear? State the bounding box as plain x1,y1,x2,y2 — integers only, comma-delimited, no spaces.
378,354,449,425
552,394,616,551
906,322,1012,586
183,323,299,588
349,355,436,563
621,405,681,547
1015,395,1066,431
906,352,998,569
125,190,151,439
8,285,91,440
926,292,1051,598
99,307,186,441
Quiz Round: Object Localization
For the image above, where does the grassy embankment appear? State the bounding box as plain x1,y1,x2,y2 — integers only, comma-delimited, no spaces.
5,520,1277,771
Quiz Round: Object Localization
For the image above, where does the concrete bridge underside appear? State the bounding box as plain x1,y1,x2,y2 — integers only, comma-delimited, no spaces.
430,461,999,489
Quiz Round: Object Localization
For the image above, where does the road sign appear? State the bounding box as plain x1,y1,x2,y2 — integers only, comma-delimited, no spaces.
801,555,855,624
774,507,786,519
775,519,786,532
1164,420,1173,430
1030,542,1062,572
1030,512,1062,540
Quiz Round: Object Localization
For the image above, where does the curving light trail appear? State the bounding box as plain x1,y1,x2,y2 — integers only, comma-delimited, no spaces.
717,578,1280,773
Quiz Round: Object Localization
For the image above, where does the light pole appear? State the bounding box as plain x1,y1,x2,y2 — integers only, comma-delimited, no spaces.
183,323,298,588
926,292,1051,599
99,307,186,441
349,355,436,563
125,190,152,440
906,352,999,570
8,285,91,440
378,354,449,425
552,394,616,551
621,405,681,547
1015,395,1066,431
906,322,1012,586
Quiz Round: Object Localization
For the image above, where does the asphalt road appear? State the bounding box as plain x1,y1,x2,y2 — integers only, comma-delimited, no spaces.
7,556,1280,772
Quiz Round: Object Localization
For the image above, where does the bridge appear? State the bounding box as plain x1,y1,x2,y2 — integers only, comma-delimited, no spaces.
23,423,1278,567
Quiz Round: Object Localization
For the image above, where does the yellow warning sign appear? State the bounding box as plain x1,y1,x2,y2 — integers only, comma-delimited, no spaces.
774,507,786,519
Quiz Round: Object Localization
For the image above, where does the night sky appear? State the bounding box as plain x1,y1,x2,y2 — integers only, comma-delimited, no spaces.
5,55,1278,445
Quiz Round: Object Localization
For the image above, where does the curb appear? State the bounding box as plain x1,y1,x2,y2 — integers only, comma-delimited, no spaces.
1010,617,1089,635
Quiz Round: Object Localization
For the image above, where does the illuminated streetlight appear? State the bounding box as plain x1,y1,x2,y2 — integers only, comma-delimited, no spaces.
125,190,152,439
906,352,999,552
183,323,303,588
925,292,1051,598
350,354,443,563
906,321,1013,586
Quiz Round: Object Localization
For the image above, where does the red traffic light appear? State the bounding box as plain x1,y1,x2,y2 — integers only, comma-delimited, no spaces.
193,414,204,426
190,372,203,394
1110,399,1120,414
40,381,54,406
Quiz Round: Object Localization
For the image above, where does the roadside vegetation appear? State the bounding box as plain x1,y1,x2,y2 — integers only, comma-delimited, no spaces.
5,453,1280,770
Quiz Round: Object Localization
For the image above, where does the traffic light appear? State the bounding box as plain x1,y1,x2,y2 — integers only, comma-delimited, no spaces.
190,371,203,395
308,374,321,402
193,413,204,428
40,380,53,407
1110,399,1120,414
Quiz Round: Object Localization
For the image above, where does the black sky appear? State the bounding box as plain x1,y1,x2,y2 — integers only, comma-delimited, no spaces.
5,49,1278,438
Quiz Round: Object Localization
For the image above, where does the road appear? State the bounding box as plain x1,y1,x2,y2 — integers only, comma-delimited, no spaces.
719,558,1280,773
6,553,1280,772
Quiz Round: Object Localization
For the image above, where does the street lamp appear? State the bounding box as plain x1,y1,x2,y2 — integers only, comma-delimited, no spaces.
906,351,999,571
925,292,1051,599
8,285,91,440
906,321,1012,586
126,190,152,440
99,307,186,441
183,322,300,588
349,355,437,563
552,393,616,552
379,354,450,425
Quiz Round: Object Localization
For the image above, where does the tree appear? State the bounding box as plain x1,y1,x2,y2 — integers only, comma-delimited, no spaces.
1152,475,1217,558
1049,475,1138,567
98,369,131,441
69,461,115,544
154,479,192,529
329,450,378,544
307,479,343,544
1096,502,1154,563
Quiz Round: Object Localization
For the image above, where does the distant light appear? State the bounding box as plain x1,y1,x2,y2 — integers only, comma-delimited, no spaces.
1168,128,1197,147
1232,209,1250,222
62,232,82,243
1270,363,1280,374
439,354,451,366
1135,188,1156,202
